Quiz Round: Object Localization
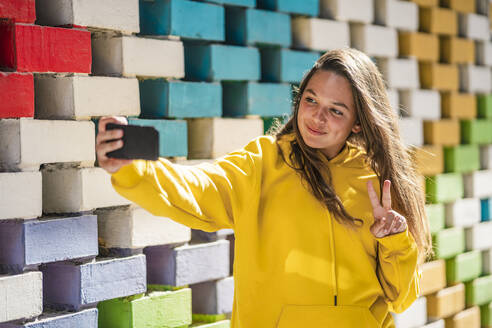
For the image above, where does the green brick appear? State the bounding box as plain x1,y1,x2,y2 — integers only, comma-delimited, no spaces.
426,173,464,203
426,203,445,234
465,275,492,306
481,302,492,327
461,119,492,144
98,288,192,328
190,320,230,327
444,145,480,173
432,227,465,260
477,94,492,119
446,250,482,284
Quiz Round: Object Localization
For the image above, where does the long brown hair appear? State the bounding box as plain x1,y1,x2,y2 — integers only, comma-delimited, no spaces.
269,48,432,263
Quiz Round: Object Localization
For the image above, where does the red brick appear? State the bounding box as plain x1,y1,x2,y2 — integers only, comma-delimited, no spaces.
0,72,34,118
0,0,36,23
0,21,91,73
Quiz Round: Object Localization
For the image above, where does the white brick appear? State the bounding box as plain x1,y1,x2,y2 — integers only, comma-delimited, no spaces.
480,145,492,169
35,75,140,120
476,41,492,66
420,319,445,328
459,13,489,41
35,0,139,34
291,17,350,51
476,0,489,15
375,0,418,32
0,272,42,323
320,0,374,24
0,172,41,220
465,222,492,251
172,158,216,165
387,89,400,116
445,198,481,228
459,64,492,94
188,118,264,159
191,276,234,314
350,24,398,58
398,117,423,147
399,89,440,119
392,296,427,328
92,35,185,78
464,170,492,198
42,166,131,214
96,205,191,249
378,58,420,89
483,249,492,275
0,119,95,171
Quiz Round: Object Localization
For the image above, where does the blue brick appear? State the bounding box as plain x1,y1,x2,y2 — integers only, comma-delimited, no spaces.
261,48,318,83
225,7,291,47
0,215,98,274
198,0,255,7
139,0,224,41
184,44,260,81
139,80,222,119
482,198,492,222
223,82,291,117
41,255,146,311
3,308,98,327
128,118,187,157
257,0,319,16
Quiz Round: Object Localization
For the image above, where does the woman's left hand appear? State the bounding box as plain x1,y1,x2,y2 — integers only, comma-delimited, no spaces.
367,180,407,238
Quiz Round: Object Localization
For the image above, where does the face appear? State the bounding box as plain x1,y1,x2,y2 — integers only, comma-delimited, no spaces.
297,70,361,159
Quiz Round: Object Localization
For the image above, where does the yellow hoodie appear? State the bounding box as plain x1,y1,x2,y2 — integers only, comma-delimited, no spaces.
111,133,420,328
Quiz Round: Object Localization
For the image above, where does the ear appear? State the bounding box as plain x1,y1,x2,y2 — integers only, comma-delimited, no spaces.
352,122,361,134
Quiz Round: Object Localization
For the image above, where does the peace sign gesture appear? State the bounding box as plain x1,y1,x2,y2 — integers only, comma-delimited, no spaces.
367,180,407,238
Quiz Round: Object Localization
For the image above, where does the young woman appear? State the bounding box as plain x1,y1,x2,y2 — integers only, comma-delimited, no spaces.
96,48,431,328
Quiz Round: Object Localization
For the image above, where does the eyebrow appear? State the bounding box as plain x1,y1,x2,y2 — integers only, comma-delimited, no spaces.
305,88,349,110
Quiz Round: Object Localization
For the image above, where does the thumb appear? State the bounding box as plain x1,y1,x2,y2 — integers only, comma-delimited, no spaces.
371,216,386,235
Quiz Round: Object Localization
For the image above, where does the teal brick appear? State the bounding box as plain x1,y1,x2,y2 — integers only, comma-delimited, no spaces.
139,0,224,41
425,203,445,234
444,145,480,173
481,302,492,327
223,82,291,117
426,173,463,203
261,48,319,83
139,80,221,119
465,275,492,306
446,250,482,284
461,119,492,144
184,44,260,82
257,0,319,16
128,118,187,157
432,227,465,260
199,0,255,7
482,198,492,222
225,7,291,47
477,94,492,119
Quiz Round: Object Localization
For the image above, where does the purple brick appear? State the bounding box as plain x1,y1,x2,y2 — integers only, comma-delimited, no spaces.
41,255,146,311
0,215,98,274
1,308,98,327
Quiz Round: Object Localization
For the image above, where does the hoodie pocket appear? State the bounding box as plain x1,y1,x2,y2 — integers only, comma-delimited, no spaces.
276,304,380,328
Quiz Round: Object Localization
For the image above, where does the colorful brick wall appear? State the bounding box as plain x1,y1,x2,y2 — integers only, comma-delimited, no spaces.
0,0,492,327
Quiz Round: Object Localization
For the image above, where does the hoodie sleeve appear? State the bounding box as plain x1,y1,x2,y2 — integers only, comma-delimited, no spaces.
375,228,421,313
110,137,264,232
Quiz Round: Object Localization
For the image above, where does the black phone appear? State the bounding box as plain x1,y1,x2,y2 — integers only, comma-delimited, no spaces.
106,123,159,161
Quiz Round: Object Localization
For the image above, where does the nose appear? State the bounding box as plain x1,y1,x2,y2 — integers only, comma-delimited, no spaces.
312,107,327,124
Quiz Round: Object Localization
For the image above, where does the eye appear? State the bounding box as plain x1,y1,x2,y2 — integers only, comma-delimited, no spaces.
305,97,316,104
331,108,343,116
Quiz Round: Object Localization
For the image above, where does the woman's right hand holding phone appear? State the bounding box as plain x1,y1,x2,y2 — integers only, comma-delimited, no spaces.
96,116,133,174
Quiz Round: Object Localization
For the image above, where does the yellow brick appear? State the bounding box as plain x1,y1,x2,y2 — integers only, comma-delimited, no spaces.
424,119,460,146
419,63,459,91
427,283,465,319
441,92,476,119
409,0,439,7
413,145,444,176
420,7,457,35
444,306,480,328
440,37,475,64
399,32,439,62
441,0,476,13
419,260,446,296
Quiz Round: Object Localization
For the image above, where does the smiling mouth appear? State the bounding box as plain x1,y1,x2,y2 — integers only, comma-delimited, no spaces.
307,125,326,135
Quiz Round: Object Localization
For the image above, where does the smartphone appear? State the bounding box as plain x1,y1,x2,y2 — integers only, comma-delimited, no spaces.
106,123,159,161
